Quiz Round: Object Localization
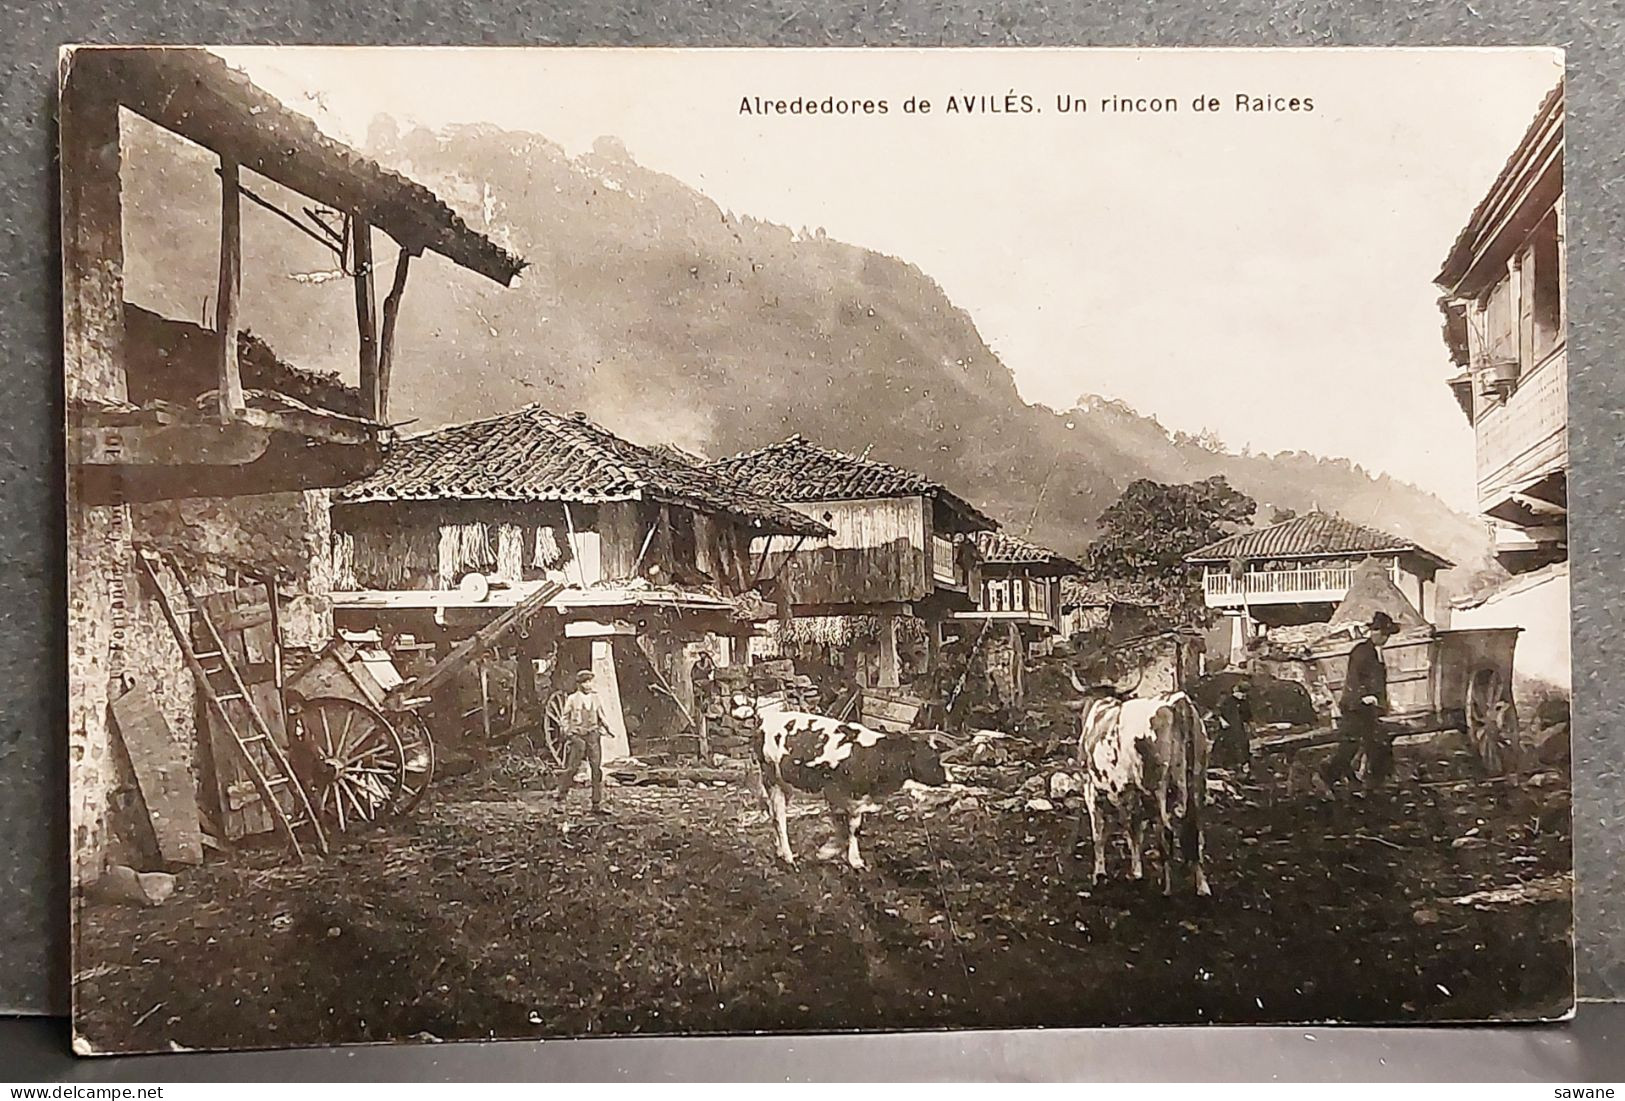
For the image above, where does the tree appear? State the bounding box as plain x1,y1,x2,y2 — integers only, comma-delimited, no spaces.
1270,505,1298,524
1083,475,1257,627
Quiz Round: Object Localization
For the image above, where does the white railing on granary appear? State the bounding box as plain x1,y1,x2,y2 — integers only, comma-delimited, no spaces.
1203,563,1373,604
931,535,959,585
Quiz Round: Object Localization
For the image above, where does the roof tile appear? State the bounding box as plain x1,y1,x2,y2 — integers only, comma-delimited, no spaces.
1183,511,1452,567
705,436,997,531
974,530,1082,572
337,406,828,536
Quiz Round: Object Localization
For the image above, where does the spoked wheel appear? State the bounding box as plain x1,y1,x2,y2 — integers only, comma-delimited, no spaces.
508,690,569,766
1464,668,1519,775
296,695,406,833
540,689,569,766
391,710,436,815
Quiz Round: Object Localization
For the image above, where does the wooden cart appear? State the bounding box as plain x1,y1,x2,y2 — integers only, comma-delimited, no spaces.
1256,625,1522,774
285,635,435,833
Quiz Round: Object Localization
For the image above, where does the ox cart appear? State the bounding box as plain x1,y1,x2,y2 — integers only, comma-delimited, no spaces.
1250,625,1523,776
289,579,566,835
284,634,436,834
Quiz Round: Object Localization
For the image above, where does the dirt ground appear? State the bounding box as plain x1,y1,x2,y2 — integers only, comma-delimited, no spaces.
74,739,1573,1054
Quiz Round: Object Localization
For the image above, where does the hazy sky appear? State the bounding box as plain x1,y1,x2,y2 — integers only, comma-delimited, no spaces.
218,47,1561,511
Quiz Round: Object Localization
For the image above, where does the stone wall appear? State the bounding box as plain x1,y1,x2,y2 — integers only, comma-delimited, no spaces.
70,489,335,887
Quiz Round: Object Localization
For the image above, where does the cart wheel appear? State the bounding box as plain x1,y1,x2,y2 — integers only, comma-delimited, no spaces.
1464,668,1518,775
392,710,436,815
541,690,569,765
296,696,406,833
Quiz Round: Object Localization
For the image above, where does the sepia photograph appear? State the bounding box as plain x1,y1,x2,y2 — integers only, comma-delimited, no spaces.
62,45,1572,1054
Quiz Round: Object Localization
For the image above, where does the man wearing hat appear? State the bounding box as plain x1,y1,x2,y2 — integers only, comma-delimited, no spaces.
555,669,612,813
1322,611,1399,790
1213,679,1255,776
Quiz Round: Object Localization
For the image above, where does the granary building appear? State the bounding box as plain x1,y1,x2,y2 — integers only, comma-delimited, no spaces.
1433,81,1569,691
956,530,1081,637
952,530,1082,706
705,434,997,690
63,48,523,881
1058,577,1160,643
1184,511,1452,662
329,405,829,760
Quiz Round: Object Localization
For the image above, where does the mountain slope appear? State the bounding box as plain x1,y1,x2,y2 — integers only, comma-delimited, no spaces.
117,113,1494,574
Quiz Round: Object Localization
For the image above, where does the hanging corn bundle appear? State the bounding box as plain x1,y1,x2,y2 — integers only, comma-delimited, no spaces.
769,614,885,647
496,524,525,582
533,525,563,568
331,530,357,590
437,522,495,588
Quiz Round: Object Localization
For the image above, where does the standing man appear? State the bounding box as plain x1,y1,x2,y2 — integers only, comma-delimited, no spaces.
1322,611,1399,791
555,669,611,814
1213,680,1255,777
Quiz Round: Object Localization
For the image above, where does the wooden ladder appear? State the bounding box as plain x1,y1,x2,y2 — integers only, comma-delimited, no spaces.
135,549,328,862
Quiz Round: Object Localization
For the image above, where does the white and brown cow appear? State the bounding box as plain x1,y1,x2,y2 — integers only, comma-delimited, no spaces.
1071,687,1212,896
740,696,947,869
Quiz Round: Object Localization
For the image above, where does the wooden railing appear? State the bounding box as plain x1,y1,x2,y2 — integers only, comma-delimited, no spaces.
1203,564,1363,603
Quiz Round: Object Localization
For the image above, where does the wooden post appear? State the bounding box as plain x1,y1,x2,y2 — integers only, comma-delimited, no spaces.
592,639,630,760
1007,621,1024,706
216,158,244,419
375,247,414,423
352,218,380,421
878,614,901,688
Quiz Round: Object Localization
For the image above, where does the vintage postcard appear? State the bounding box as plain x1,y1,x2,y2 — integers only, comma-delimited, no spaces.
63,46,1572,1053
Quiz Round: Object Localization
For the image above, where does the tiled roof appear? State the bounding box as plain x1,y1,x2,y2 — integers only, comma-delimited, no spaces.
337,405,828,537
1183,511,1452,567
706,435,997,532
1061,577,1159,609
974,530,1082,573
1436,80,1563,292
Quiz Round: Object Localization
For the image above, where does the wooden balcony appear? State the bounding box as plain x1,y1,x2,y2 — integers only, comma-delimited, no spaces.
955,576,1057,629
1202,564,1372,608
1474,347,1567,518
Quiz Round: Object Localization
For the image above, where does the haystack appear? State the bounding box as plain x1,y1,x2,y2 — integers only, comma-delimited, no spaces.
1328,557,1428,630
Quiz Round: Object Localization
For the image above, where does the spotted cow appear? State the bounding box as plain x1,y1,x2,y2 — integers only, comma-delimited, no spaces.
1072,688,1212,896
738,696,947,869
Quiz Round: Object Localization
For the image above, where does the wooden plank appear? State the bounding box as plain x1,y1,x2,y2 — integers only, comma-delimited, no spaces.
862,690,925,731
216,158,244,418
110,685,203,866
247,680,288,749
198,589,272,839
864,697,923,723
72,421,271,466
564,619,638,638
411,580,565,700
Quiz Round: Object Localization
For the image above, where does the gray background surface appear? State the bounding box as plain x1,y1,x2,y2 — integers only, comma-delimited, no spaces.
2,0,1620,1078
